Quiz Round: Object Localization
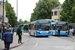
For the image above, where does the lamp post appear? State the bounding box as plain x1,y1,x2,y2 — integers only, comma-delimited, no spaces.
16,0,18,26
2,0,4,37
58,7,59,21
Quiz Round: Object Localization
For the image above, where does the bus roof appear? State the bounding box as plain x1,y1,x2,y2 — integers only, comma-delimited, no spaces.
30,20,51,24
51,21,68,24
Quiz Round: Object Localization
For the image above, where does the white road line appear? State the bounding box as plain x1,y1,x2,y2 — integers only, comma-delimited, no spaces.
24,36,30,43
33,43,38,48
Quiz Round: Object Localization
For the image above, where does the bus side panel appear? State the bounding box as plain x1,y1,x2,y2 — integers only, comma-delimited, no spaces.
31,30,36,36
55,31,69,35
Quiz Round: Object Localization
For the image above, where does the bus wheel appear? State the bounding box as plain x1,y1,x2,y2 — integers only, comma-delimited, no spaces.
30,34,32,36
46,36,48,37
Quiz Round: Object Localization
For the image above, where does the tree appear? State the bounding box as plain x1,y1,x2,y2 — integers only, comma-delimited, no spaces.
6,0,17,26
30,0,60,21
19,19,22,23
24,20,28,23
18,19,29,24
60,0,75,23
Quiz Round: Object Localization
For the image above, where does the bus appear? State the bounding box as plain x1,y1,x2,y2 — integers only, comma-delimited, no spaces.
0,33,1,39
51,21,69,36
19,24,29,33
29,20,52,36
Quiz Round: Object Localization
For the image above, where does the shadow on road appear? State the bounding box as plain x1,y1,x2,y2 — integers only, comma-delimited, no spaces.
52,35,69,37
30,36,49,38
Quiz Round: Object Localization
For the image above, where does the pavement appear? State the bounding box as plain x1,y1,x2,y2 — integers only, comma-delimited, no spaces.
0,32,30,50
11,34,75,50
0,32,75,50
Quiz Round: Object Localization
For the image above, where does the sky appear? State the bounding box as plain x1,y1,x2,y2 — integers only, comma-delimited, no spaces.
6,0,65,22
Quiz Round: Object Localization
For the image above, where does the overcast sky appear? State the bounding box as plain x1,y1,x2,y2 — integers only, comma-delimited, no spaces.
7,0,65,21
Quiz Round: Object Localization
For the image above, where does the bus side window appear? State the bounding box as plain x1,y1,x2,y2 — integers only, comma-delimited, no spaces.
31,24,36,30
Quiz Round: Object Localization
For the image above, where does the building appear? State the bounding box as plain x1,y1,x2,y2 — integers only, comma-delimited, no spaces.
0,1,9,28
52,5,62,21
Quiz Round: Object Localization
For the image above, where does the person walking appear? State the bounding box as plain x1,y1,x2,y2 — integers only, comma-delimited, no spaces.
17,26,23,44
9,27,13,33
12,27,14,34
4,26,7,33
57,27,60,37
70,28,72,36
70,28,74,36
2,29,13,50
72,28,74,36
0,28,2,39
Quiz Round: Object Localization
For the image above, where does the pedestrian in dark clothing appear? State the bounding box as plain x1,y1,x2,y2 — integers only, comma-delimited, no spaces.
17,27,23,44
2,29,13,50
57,27,60,37
4,27,7,33
13,27,14,34
0,28,2,39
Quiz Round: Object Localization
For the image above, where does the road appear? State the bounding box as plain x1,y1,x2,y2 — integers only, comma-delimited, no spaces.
11,33,75,50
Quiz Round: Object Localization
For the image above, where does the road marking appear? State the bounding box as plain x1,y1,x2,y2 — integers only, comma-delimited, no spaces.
54,46,74,49
33,43,38,48
24,36,30,43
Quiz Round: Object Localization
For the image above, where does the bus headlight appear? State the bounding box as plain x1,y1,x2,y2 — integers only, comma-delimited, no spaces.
66,32,68,33
56,30,58,33
37,31,40,34
38,32,40,34
48,31,51,34
56,31,58,33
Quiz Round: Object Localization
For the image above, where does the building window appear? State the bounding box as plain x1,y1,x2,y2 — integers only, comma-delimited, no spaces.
51,12,53,16
59,11,62,15
54,11,58,15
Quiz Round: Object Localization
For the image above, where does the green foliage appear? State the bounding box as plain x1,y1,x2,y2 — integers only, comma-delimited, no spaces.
60,0,75,23
19,19,22,23
6,0,17,26
30,0,60,21
18,19,29,25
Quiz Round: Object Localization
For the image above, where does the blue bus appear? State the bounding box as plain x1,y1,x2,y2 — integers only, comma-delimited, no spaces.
29,20,52,36
0,33,1,39
51,21,69,36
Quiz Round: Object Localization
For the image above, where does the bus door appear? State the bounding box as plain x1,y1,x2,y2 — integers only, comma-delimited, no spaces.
52,24,55,35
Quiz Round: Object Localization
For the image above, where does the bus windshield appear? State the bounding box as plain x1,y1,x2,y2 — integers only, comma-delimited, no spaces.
37,21,51,31
56,23,68,31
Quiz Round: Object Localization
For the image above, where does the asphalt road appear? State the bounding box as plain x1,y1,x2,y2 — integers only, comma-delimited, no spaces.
11,33,75,50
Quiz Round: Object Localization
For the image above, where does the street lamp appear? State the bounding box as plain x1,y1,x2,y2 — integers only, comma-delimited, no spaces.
16,0,18,26
2,0,4,37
